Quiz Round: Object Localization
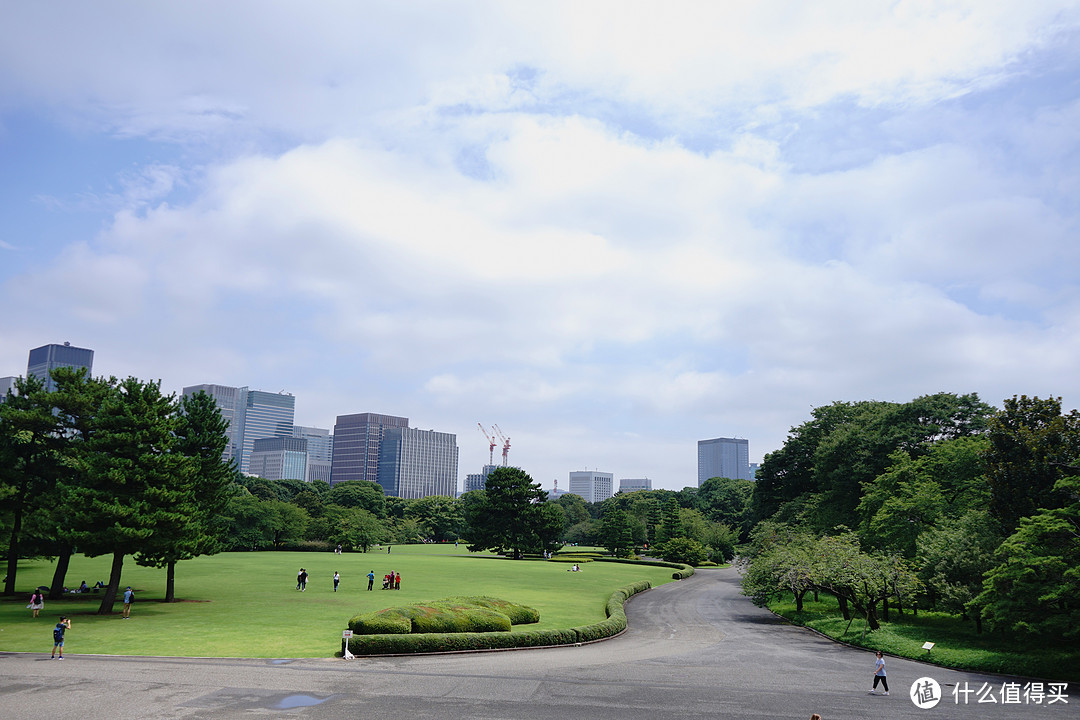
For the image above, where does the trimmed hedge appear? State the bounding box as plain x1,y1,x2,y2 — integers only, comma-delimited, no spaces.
345,581,652,655
594,557,695,580
548,556,594,563
349,596,537,635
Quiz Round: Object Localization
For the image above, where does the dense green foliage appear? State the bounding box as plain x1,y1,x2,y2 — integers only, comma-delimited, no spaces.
742,391,1080,653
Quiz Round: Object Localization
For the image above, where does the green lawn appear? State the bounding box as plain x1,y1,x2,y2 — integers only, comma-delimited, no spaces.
768,592,1080,682
0,545,676,658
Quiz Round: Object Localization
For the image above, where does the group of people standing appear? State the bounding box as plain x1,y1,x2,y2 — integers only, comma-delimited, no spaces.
297,568,401,592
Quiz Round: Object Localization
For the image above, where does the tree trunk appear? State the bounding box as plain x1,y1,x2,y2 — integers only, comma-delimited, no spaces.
2,485,26,595
48,546,74,600
866,604,881,631
795,589,806,612
97,552,125,615
974,610,983,634
882,597,890,623
837,594,851,621
165,560,176,602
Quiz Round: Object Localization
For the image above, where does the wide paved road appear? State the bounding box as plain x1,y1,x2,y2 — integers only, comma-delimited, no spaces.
1,568,1074,719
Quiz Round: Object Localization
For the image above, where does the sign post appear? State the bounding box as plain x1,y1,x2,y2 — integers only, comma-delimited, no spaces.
342,630,354,659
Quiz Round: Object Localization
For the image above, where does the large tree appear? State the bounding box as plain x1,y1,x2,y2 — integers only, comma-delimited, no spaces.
134,390,235,602
462,467,547,559
985,395,1080,534
977,474,1080,639
67,377,186,615
0,374,63,595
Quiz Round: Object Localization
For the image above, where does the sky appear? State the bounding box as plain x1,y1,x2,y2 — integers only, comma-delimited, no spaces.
2,2,1080,493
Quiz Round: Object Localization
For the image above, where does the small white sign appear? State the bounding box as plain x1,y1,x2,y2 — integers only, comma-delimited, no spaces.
921,641,935,651
343,630,353,639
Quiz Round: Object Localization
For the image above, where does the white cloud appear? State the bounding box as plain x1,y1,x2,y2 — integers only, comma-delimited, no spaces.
2,2,1080,488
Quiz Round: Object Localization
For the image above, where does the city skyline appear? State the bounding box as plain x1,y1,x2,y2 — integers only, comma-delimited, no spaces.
4,5,1079,491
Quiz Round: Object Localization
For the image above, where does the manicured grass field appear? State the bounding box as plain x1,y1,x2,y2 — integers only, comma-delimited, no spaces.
0,544,676,658
768,592,1080,682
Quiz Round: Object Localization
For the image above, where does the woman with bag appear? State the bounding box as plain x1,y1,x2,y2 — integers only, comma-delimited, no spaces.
29,589,44,618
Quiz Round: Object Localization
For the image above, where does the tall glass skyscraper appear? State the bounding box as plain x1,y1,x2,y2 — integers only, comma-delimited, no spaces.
239,391,296,473
181,385,295,472
27,342,94,392
377,427,459,499
182,384,249,467
697,437,751,485
249,436,308,481
294,425,333,484
330,412,409,485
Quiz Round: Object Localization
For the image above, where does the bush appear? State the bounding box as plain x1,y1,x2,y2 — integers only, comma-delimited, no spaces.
349,596,537,636
656,537,709,566
345,583,652,655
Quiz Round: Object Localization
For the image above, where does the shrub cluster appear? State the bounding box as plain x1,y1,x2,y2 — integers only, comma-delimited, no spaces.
349,596,537,635
345,581,652,655
594,557,695,579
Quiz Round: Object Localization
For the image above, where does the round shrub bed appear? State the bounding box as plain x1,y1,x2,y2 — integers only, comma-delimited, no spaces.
344,582,652,656
349,596,537,635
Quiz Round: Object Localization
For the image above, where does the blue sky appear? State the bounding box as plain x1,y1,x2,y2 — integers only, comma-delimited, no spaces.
3,2,1080,491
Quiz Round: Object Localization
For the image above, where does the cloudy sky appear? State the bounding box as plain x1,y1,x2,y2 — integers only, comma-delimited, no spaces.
2,2,1079,492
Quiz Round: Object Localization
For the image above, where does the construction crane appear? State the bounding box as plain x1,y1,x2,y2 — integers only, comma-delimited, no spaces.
477,423,496,466
493,424,511,466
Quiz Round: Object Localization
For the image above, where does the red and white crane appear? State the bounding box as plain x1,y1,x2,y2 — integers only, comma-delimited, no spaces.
493,424,511,466
477,423,496,466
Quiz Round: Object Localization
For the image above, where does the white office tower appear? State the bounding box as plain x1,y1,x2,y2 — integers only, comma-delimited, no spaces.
568,470,614,504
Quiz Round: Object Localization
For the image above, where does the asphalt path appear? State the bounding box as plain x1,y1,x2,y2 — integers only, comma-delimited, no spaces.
1,567,1074,719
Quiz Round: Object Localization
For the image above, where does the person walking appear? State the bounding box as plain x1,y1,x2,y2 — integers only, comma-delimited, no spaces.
29,589,44,618
394,572,401,590
299,568,308,592
333,571,340,592
51,616,71,659
297,568,303,590
122,586,134,618
869,651,889,695
367,570,375,591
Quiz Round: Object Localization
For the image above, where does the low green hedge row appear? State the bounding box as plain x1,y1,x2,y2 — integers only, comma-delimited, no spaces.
344,581,652,655
594,557,695,579
548,556,594,563
349,596,539,635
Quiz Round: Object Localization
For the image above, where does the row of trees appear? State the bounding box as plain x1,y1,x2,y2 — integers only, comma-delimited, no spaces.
742,392,1080,640
1,369,234,612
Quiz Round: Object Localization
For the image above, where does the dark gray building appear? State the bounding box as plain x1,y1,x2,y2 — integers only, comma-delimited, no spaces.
377,427,459,499
697,437,751,485
27,342,94,392
249,436,308,481
330,412,409,485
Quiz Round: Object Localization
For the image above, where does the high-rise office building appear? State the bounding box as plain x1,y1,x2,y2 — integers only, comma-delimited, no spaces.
568,470,614,504
464,464,499,494
330,413,408,485
27,342,94,392
618,478,652,493
377,427,459,499
293,425,333,484
182,384,249,467
0,376,16,403
697,437,751,485
249,436,308,481
239,391,295,473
